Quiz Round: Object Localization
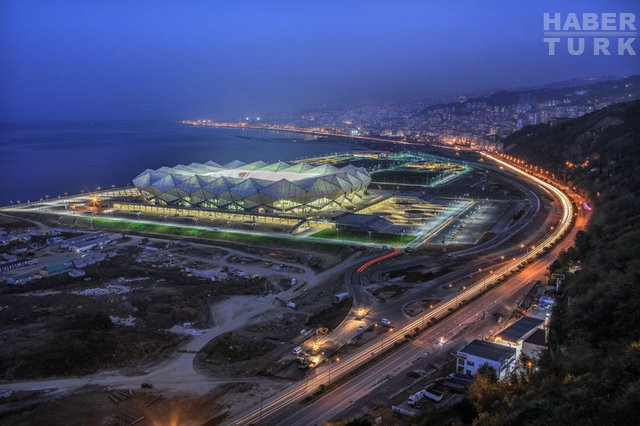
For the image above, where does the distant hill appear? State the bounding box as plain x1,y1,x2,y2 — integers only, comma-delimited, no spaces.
536,75,620,89
420,75,640,113
504,100,640,191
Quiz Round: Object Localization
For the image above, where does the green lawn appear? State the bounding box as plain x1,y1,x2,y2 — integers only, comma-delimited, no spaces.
79,216,415,248
310,228,416,246
82,217,343,250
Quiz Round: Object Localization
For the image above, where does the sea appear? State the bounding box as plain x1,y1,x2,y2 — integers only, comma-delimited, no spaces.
0,121,361,205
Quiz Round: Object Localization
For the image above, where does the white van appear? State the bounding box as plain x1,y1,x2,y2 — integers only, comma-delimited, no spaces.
292,346,303,356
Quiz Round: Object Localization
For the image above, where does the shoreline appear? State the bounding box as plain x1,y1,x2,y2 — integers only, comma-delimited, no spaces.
181,121,424,147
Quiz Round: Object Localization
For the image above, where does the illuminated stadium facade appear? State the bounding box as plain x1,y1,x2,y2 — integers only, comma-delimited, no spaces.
132,160,371,213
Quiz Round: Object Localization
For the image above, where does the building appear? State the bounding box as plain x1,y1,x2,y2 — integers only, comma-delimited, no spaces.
69,236,112,252
6,273,41,285
494,316,544,357
0,258,34,272
60,232,109,249
132,160,371,213
38,264,70,277
456,339,517,380
521,328,547,360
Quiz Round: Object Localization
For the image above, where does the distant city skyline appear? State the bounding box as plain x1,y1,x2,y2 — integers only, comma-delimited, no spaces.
1,0,639,122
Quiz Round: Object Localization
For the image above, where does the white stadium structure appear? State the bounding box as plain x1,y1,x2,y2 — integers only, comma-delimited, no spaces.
132,160,371,213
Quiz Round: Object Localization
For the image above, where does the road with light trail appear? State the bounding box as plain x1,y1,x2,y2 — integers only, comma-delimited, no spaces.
225,152,581,426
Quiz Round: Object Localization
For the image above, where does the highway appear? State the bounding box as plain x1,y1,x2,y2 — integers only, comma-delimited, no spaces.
225,152,580,426
355,158,558,326
283,249,565,425
272,153,586,425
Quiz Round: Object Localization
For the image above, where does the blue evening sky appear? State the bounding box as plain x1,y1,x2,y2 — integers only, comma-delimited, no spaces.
1,0,639,121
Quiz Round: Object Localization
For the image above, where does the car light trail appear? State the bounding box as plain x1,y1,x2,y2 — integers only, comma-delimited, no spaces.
227,152,575,426
357,247,400,273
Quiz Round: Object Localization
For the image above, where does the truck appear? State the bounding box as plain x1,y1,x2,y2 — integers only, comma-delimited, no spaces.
407,389,428,407
423,385,444,402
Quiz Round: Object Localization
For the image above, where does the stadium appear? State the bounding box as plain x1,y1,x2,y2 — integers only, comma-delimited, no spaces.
132,160,371,213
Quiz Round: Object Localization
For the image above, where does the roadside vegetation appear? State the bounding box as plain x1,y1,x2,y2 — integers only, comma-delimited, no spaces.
417,100,640,425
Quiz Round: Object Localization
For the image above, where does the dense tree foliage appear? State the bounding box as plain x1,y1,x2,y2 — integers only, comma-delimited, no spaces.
420,101,640,425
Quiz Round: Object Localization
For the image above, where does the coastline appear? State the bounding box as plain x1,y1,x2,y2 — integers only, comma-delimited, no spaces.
180,121,421,147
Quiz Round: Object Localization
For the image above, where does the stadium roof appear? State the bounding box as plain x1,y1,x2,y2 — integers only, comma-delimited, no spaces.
133,160,371,212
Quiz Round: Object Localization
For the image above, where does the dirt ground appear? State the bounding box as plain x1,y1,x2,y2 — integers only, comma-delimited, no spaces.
0,225,348,381
0,208,368,424
194,276,353,379
0,249,219,379
0,383,250,426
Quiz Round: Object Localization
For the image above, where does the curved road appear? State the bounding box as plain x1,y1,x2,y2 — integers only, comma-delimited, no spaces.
225,152,583,425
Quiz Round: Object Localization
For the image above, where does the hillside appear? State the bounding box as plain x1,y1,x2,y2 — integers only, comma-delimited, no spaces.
506,100,640,424
505,99,640,173
421,101,640,425
420,75,640,114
